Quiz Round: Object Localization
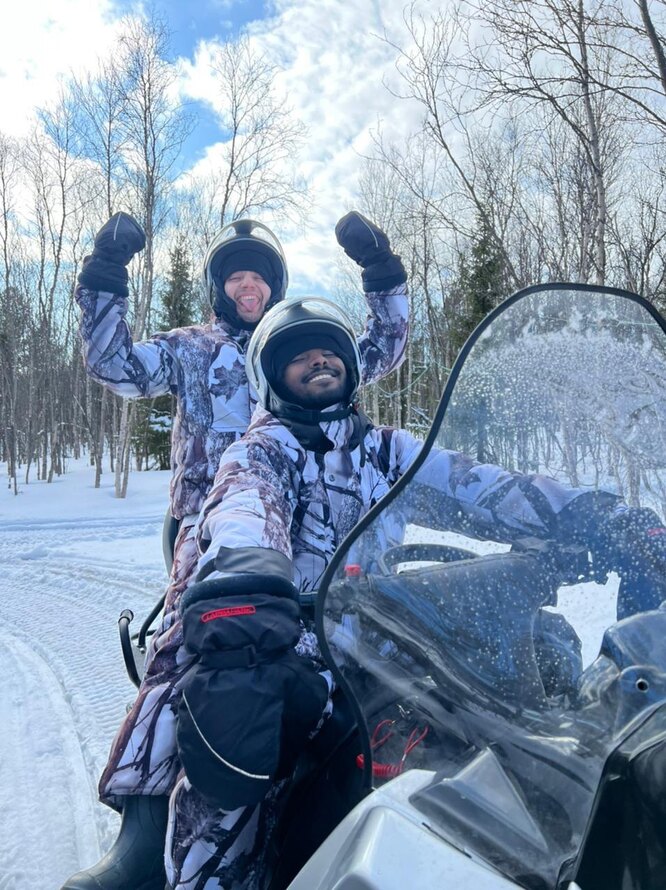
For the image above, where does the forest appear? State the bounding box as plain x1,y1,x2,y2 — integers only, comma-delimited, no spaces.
2,0,666,497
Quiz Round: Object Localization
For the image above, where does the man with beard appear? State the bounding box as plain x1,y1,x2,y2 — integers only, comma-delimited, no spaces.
167,297,666,888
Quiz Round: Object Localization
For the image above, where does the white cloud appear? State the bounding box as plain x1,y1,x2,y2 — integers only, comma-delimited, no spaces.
177,0,428,295
0,1,123,137
2,0,437,297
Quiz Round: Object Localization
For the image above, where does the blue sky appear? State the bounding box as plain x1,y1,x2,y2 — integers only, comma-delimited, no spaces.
110,0,269,56
2,0,428,293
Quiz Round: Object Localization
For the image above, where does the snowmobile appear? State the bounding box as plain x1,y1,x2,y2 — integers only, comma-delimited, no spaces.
118,282,666,889
280,282,666,890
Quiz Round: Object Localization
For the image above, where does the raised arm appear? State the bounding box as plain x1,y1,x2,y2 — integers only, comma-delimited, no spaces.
335,211,409,385
77,213,178,398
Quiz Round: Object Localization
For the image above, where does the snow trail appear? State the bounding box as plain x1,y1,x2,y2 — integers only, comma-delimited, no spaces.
1,467,169,889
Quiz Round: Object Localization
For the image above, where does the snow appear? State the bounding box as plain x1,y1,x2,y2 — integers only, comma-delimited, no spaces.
1,460,170,889
0,459,617,888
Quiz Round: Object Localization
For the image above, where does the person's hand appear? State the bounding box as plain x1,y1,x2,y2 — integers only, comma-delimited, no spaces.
177,576,328,810
91,212,146,266
594,507,666,575
335,211,393,267
335,210,406,293
593,507,666,617
78,212,145,296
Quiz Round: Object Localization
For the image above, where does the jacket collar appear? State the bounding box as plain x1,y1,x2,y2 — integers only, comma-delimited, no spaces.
248,405,374,459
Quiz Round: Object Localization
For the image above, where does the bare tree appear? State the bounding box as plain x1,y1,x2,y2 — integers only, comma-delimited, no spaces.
64,65,127,488
587,0,666,136
607,156,666,300
0,133,23,493
70,58,129,217
111,12,193,498
22,90,93,484
381,5,523,286
356,142,463,426
456,0,632,283
179,33,307,247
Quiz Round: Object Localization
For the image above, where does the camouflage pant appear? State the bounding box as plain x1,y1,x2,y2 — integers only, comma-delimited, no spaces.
165,777,288,890
99,519,199,808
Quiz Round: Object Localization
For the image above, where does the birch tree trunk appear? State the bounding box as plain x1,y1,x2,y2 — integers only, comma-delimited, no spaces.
94,387,107,488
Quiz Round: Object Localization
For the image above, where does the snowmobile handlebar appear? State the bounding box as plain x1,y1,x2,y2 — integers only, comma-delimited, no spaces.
118,609,142,689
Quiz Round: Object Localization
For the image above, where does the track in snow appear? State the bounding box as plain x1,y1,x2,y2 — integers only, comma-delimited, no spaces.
0,515,168,889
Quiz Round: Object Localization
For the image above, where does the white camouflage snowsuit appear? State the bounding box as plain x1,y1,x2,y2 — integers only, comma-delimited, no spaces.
165,405,616,889
75,282,409,806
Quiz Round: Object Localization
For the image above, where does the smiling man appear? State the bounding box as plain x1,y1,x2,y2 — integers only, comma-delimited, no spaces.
265,304,358,412
280,346,347,404
163,296,666,889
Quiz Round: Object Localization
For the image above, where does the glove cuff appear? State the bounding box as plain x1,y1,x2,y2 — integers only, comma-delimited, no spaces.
182,588,301,659
361,253,407,293
78,255,129,298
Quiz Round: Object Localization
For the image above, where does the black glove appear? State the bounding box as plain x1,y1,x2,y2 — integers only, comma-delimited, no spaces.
78,212,146,297
335,210,407,293
177,576,329,811
593,507,666,617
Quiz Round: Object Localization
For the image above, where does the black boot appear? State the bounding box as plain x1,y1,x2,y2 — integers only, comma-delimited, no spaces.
60,795,169,890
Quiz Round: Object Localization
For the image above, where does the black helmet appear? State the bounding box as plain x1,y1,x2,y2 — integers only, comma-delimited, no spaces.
246,297,362,425
202,219,288,330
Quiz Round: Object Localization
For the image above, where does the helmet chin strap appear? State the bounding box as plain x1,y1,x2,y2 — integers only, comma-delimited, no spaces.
267,392,354,426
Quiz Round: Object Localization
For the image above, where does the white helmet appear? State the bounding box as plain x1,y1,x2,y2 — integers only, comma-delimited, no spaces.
246,297,362,423
202,219,288,329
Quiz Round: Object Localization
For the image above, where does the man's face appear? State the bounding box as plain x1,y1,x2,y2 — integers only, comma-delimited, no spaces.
281,347,348,408
224,270,271,323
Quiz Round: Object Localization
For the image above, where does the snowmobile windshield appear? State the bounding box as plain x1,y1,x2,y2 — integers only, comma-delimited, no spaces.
316,284,666,889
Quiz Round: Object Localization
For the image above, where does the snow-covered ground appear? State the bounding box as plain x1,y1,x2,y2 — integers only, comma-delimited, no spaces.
0,459,618,889
1,460,170,889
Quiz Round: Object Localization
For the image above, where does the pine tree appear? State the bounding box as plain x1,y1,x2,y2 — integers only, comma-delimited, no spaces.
450,216,508,356
445,216,509,463
160,234,195,329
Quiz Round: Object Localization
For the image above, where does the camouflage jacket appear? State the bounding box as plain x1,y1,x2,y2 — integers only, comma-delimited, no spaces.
195,407,616,592
76,283,408,519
